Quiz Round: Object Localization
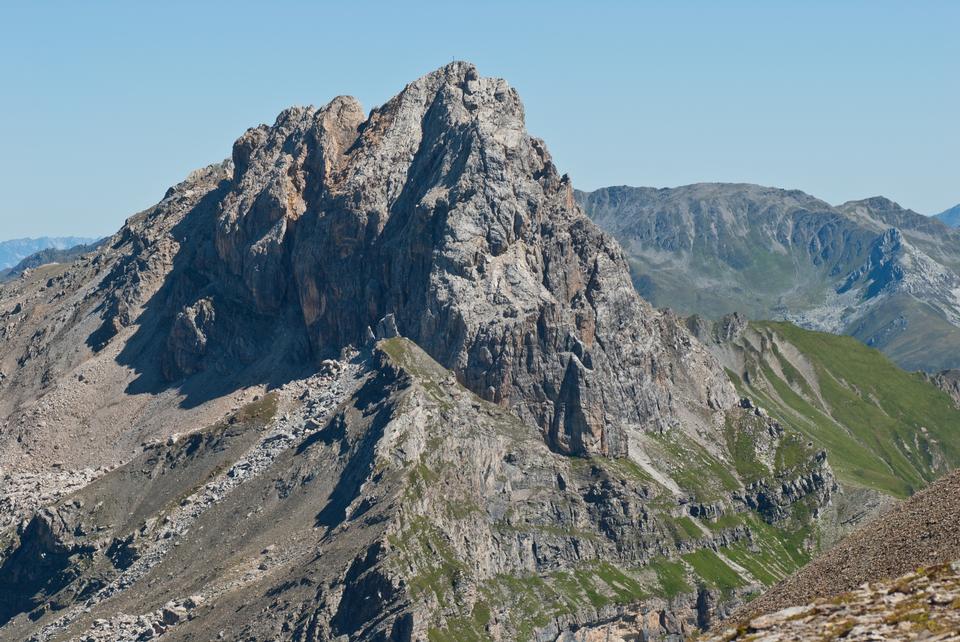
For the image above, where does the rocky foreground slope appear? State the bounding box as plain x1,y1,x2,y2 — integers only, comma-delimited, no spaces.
0,63,957,641
704,561,960,641
578,184,960,372
702,468,960,641
732,467,960,623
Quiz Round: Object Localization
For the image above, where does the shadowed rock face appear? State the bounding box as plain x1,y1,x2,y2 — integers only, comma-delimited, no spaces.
102,62,734,457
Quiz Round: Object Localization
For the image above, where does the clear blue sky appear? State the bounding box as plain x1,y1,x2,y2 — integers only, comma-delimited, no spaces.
1,1,957,238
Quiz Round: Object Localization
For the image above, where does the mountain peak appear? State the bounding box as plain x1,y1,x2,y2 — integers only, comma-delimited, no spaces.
49,63,736,462
840,195,905,211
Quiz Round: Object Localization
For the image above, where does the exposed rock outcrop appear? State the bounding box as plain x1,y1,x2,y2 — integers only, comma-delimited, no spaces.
923,369,960,408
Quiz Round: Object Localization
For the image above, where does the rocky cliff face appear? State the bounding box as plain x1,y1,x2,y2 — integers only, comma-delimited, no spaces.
578,184,960,372
923,369,960,408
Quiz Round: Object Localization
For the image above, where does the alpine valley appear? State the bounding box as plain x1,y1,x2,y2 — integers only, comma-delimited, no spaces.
1,64,959,642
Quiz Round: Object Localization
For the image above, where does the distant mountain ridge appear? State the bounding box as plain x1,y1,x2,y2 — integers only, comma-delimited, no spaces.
577,184,960,372
935,203,960,227
0,236,96,269
0,238,103,282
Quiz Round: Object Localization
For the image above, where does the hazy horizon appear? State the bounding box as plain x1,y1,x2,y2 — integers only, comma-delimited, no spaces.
1,1,957,238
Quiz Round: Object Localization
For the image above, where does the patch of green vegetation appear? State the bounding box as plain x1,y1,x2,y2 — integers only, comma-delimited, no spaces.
675,516,704,540
592,562,650,604
481,573,556,640
715,513,811,587
704,511,747,532
768,340,820,404
752,359,912,496
720,544,780,586
723,413,771,483
232,391,279,424
571,569,612,609
649,431,740,501
378,337,455,409
427,601,493,642
603,456,657,485
681,549,746,594
378,337,418,369
404,461,440,501
428,560,655,641
388,517,466,608
646,557,693,599
774,434,810,472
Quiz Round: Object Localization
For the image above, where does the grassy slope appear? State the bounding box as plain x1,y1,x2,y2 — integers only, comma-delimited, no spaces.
728,321,960,498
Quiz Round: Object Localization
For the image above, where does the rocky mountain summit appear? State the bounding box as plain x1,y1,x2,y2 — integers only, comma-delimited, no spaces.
0,63,957,641
92,61,734,460
578,185,960,371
